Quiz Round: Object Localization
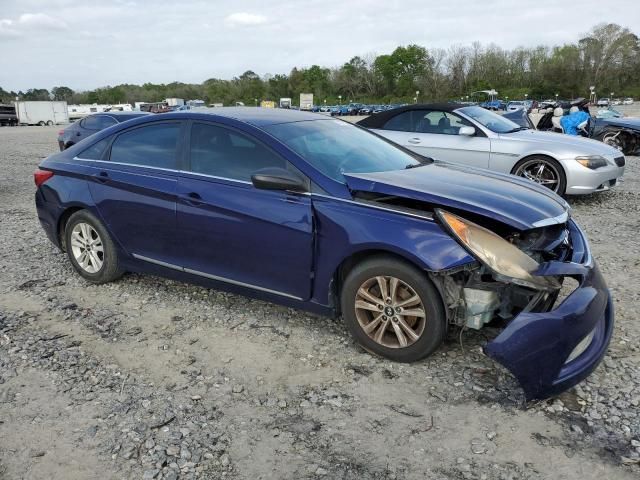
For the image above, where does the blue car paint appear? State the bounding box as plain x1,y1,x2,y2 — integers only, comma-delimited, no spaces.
36,109,613,399
484,220,614,399
343,163,568,230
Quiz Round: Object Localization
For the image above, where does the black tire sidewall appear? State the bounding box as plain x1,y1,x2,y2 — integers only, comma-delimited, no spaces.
341,256,446,363
64,210,121,284
513,156,567,196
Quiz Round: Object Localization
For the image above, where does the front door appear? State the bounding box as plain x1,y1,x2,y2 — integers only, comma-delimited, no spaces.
374,109,491,168
176,121,314,300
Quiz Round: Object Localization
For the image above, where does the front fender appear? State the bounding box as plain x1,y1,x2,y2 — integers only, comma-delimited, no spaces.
310,196,474,307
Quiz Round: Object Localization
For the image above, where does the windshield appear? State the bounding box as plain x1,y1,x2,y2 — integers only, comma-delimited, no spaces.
458,106,522,133
264,119,423,183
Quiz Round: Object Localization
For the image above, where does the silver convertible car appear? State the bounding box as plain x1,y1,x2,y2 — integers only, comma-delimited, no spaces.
357,104,625,195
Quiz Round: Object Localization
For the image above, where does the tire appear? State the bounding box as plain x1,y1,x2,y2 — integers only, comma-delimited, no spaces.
46,120,54,126
38,121,45,126
512,155,567,195
64,210,123,284
340,255,446,363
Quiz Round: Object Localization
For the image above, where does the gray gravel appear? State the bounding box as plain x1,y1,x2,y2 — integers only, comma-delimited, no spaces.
0,125,638,479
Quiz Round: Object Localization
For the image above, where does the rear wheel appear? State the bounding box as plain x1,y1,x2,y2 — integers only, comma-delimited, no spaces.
46,120,54,126
38,121,45,126
64,210,123,284
512,156,566,195
340,256,446,362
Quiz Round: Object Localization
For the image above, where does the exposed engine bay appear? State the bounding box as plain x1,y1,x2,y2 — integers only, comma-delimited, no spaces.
354,191,573,331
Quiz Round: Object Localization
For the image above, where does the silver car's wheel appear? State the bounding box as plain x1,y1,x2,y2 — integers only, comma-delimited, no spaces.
70,222,104,273
514,157,565,194
355,275,427,348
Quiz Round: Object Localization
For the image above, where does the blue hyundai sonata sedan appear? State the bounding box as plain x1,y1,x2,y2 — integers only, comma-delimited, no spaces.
34,108,613,399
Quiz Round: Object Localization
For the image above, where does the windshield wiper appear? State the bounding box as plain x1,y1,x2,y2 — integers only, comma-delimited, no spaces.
505,126,529,133
405,163,426,169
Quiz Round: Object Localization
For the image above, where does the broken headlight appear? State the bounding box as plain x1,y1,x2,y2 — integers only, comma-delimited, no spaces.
437,210,560,291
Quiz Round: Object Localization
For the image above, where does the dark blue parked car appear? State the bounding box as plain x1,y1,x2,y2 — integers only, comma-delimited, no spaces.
58,111,151,150
34,108,613,399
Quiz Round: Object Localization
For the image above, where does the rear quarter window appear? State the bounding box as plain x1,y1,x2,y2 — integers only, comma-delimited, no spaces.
77,137,111,160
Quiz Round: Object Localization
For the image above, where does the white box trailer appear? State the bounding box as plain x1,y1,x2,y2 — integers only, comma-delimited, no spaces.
14,101,69,125
165,98,185,107
67,104,110,119
299,93,313,110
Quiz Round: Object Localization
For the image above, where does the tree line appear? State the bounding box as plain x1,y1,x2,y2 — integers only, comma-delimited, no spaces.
2,23,638,107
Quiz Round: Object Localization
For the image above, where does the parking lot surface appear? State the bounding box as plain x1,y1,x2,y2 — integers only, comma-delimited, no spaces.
1,126,639,479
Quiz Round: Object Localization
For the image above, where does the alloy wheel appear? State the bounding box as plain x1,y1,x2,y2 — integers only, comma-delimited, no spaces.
515,159,561,193
354,276,426,348
70,222,104,274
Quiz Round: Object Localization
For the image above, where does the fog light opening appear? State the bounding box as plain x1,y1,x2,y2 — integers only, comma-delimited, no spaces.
565,329,596,364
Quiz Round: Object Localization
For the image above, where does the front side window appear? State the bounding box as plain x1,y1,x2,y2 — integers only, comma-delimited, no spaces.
458,106,521,133
189,123,287,181
109,123,180,169
264,119,423,183
384,110,471,135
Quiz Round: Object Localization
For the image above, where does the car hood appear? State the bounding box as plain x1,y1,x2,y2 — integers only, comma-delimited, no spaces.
343,162,569,231
500,129,620,156
598,117,640,129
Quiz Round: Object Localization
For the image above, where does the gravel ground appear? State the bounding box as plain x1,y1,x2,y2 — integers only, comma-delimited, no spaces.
0,126,638,480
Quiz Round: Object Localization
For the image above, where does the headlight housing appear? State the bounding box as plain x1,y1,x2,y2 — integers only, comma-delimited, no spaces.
575,155,608,169
438,210,560,291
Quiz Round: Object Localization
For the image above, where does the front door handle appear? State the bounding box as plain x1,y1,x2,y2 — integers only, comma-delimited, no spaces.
408,137,421,144
94,171,109,183
181,192,205,206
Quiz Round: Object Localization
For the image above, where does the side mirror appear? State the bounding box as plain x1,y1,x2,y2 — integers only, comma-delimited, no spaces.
458,126,476,136
251,167,308,192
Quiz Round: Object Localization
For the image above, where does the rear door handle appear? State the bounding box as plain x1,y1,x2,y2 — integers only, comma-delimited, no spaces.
94,171,109,183
408,137,421,144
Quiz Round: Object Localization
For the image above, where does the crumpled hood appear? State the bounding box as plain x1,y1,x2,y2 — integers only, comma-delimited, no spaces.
598,117,640,129
344,162,569,231
501,130,621,156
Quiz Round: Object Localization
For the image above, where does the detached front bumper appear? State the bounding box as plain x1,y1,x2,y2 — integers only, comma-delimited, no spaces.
484,220,614,400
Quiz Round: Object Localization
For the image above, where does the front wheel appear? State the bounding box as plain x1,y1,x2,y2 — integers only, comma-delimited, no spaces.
340,256,446,362
512,156,566,195
64,210,123,284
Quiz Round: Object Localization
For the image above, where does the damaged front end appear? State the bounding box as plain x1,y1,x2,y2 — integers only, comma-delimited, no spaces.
431,211,614,400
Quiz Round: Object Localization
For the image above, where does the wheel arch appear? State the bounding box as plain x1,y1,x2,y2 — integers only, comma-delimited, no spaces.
57,205,87,251
329,248,442,316
510,153,565,175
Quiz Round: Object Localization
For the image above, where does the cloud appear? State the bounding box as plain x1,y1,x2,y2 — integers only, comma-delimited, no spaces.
224,12,267,27
0,19,20,38
18,13,68,30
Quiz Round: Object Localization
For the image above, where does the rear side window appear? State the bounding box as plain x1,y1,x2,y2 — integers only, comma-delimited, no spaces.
189,122,286,181
78,137,111,160
110,123,180,169
82,115,117,130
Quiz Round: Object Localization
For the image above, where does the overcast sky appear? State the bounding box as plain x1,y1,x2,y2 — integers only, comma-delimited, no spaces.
1,0,639,92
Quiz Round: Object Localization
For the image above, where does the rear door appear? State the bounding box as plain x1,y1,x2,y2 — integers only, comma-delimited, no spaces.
84,121,183,265
175,121,314,300
374,109,491,168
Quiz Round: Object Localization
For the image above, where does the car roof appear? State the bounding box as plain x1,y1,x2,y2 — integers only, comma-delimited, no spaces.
98,111,151,117
356,103,467,129
164,107,331,126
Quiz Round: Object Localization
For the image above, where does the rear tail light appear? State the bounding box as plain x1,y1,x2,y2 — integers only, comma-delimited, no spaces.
34,168,54,187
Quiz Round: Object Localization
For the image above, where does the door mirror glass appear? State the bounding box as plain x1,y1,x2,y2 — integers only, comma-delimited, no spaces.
251,167,308,192
458,126,476,136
